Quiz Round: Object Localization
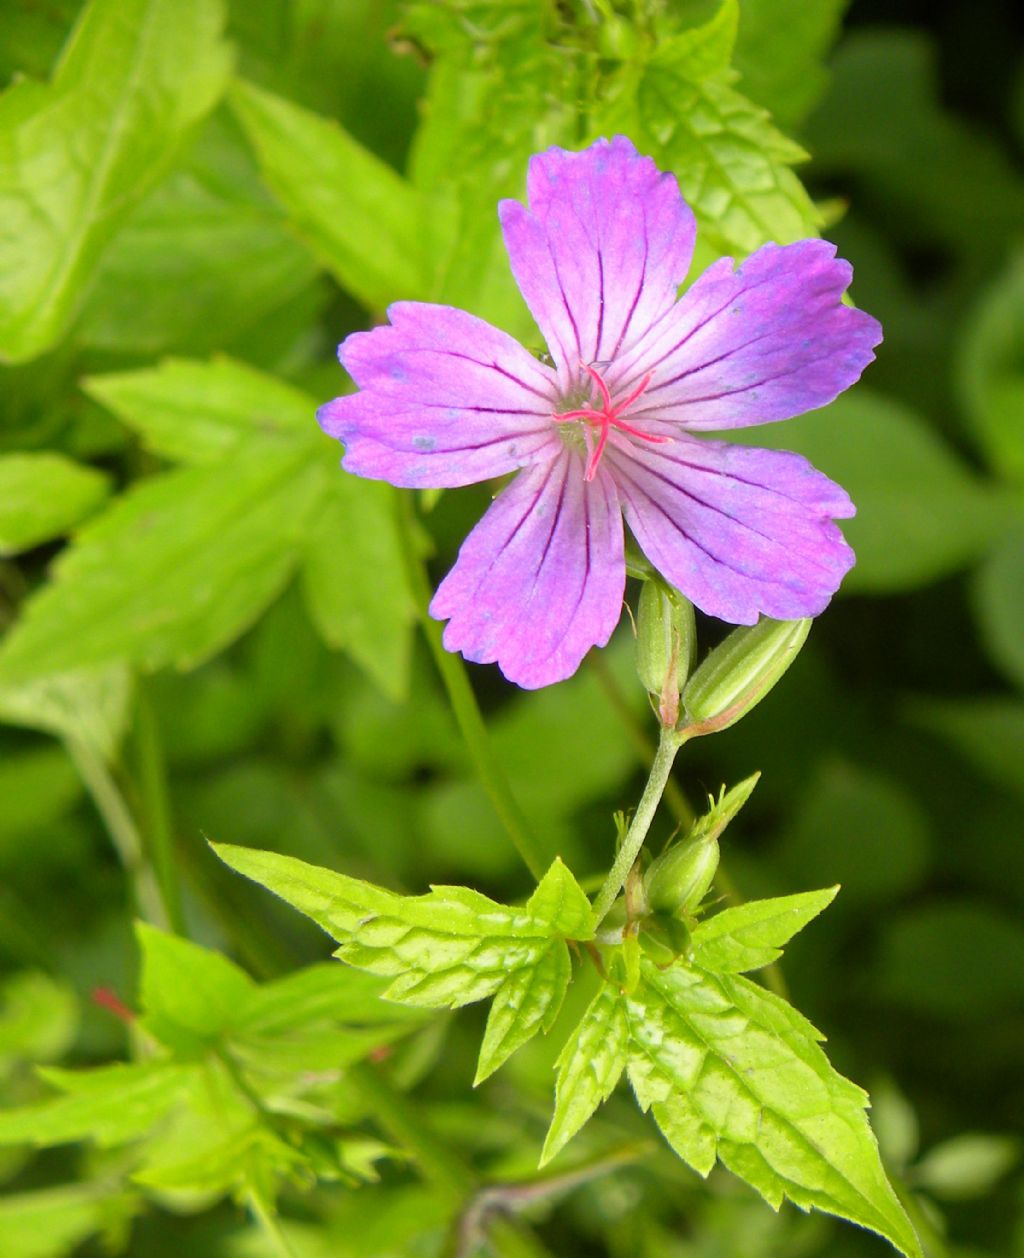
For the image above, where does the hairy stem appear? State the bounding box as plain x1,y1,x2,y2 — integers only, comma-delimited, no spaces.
398,496,546,881
592,726,681,922
587,652,695,828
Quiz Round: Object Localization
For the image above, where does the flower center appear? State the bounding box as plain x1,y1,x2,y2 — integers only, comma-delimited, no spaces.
554,362,667,481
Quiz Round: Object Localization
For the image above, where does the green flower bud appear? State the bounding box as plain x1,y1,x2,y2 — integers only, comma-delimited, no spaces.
643,832,720,917
681,617,811,738
635,580,696,727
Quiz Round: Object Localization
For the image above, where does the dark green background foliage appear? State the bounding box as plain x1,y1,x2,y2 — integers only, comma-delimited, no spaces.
0,1,1022,1255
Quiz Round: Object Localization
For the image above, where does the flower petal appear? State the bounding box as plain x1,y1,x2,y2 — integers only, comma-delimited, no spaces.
499,136,696,390
318,302,561,488
429,451,625,688
609,436,855,624
617,240,882,431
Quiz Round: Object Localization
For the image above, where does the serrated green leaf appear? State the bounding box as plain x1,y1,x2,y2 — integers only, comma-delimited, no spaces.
541,981,627,1166
690,887,839,974
0,454,109,555
0,664,132,761
525,856,595,938
592,52,819,268
624,960,921,1257
734,0,847,129
216,846,591,1045
300,474,415,702
652,0,738,82
753,389,1016,592
0,0,232,362
0,1061,191,1147
230,78,432,309
83,357,316,466
475,943,570,1085
136,924,256,1055
0,446,324,682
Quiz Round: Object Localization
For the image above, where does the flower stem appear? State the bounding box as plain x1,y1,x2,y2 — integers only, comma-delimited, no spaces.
66,736,167,928
397,495,547,881
592,726,681,922
132,684,186,935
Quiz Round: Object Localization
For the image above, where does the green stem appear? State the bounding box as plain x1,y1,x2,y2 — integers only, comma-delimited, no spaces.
248,1191,300,1258
587,653,695,829
592,727,681,922
133,685,185,935
398,496,546,881
66,737,167,928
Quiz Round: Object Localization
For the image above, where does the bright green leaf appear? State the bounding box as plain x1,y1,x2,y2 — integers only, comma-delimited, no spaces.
0,1061,191,1147
230,78,432,309
84,357,317,466
0,446,324,681
752,389,1015,591
474,943,571,1085
300,475,415,702
0,972,77,1076
626,960,921,1257
593,53,820,268
652,0,739,82
136,923,256,1055
0,1182,137,1258
541,981,627,1166
0,0,232,361
217,845,592,1015
690,886,839,974
0,454,109,555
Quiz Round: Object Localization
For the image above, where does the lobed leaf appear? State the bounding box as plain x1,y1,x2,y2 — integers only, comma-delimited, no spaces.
217,846,593,1072
0,446,323,682
0,1061,191,1148
0,0,232,362
690,887,839,974
624,961,921,1257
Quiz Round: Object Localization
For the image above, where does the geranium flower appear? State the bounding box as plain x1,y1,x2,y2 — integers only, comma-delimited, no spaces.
319,136,881,689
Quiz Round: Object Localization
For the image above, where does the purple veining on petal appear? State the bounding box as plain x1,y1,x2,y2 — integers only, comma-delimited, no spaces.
429,451,625,689
318,137,882,688
610,437,855,623
616,240,882,430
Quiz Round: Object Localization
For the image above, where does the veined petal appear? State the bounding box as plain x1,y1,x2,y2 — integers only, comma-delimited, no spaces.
318,302,561,488
617,240,882,431
430,451,625,688
500,136,696,390
610,437,855,624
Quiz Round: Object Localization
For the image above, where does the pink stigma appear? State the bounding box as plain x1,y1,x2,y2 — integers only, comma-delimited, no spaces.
555,362,667,480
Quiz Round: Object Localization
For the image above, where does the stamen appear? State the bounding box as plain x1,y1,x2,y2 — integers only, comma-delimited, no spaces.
553,363,668,480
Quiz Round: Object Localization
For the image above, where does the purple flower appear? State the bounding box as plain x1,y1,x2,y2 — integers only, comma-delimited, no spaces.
319,137,881,690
